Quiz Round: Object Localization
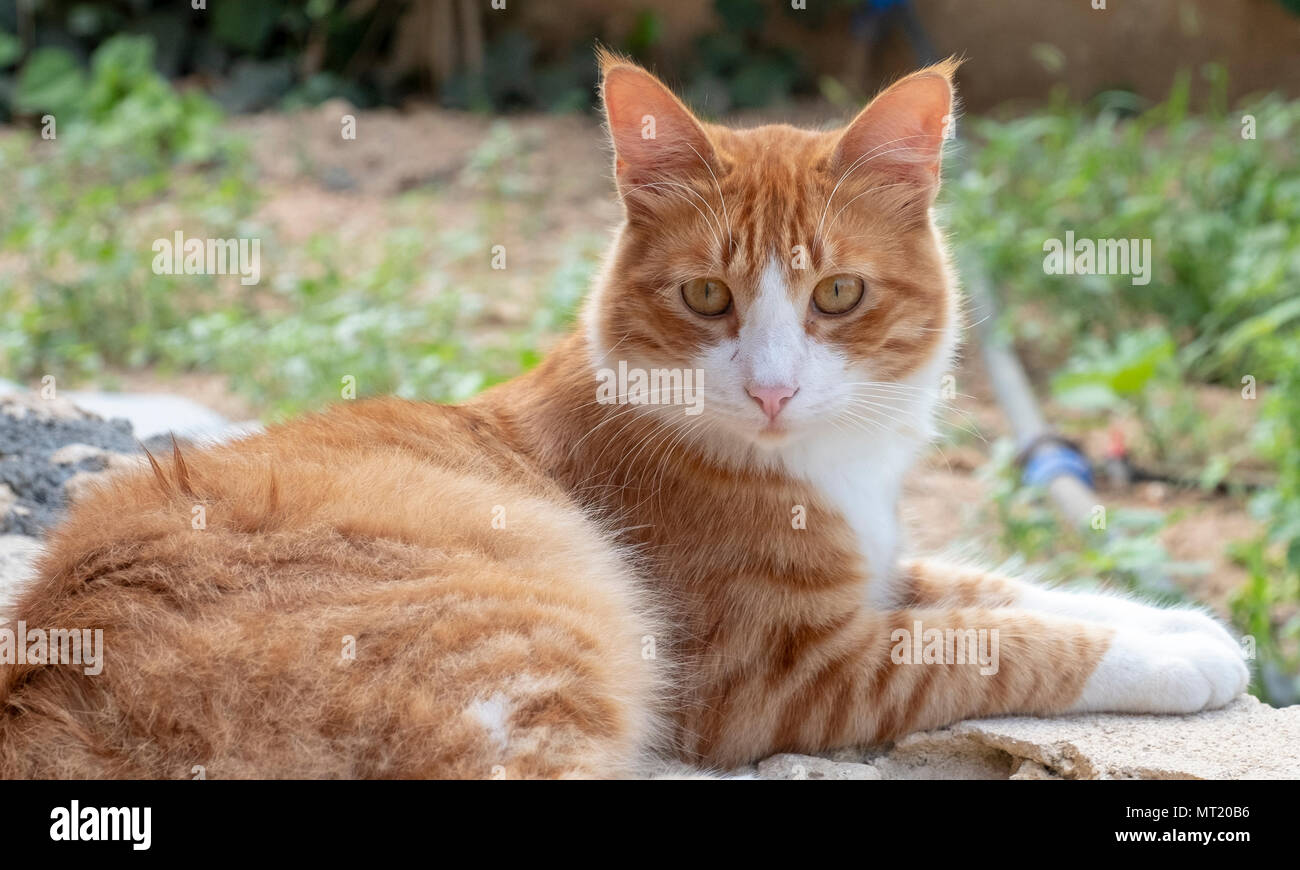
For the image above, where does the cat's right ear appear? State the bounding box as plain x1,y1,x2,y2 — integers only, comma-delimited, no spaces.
598,49,716,212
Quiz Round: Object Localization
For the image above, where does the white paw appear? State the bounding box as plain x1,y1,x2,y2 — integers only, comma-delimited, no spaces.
1016,584,1246,659
1152,606,1242,652
1069,626,1249,715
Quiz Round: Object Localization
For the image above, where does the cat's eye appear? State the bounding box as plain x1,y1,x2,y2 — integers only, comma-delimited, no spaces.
681,278,733,317
812,274,866,315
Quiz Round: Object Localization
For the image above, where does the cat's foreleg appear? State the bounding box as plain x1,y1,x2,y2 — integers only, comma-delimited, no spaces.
895,558,1249,713
716,602,1247,765
698,565,1249,765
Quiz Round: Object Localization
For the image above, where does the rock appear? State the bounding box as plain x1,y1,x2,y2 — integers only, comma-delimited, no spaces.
870,729,1017,779
751,695,1300,780
942,695,1300,779
51,444,145,505
0,389,100,423
756,753,882,780
49,443,116,466
1009,759,1061,780
0,534,42,608
0,394,138,535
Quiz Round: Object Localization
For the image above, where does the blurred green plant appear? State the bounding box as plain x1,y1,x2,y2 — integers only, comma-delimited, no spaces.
1,34,591,421
0,34,249,375
13,34,224,164
156,230,594,418
1238,347,1300,702
947,68,1300,386
1051,329,1176,414
0,0,388,116
0,0,874,116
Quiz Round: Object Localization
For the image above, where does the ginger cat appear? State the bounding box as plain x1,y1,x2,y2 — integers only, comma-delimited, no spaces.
0,52,1247,778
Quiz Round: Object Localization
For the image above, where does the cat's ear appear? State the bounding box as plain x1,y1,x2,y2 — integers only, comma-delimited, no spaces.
598,48,716,210
833,58,960,205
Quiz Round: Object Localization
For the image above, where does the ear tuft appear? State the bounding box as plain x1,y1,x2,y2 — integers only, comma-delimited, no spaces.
595,44,636,78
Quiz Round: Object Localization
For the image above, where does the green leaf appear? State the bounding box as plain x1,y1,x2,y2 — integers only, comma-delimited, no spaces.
212,0,284,54
1052,381,1121,411
1218,295,1300,360
0,31,21,69
14,48,87,117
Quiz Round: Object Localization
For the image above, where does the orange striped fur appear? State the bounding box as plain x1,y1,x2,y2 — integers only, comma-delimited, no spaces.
0,52,1246,778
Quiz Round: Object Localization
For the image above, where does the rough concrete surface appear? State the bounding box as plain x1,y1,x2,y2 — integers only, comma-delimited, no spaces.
748,696,1300,780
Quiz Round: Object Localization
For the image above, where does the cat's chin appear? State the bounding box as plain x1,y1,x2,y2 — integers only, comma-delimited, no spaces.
749,422,801,449
705,416,802,451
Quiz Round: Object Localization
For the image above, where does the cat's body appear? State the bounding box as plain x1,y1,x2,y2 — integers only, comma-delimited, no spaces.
0,53,1247,778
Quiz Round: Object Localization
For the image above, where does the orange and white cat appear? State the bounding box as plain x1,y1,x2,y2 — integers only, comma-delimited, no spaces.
0,51,1247,778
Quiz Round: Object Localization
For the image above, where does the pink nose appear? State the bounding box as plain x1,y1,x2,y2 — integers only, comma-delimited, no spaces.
747,384,798,421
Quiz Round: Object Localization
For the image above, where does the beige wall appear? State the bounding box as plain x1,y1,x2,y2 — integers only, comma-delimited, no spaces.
915,0,1300,110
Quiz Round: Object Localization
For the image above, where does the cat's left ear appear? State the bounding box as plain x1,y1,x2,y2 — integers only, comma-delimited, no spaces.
598,48,717,212
833,58,960,203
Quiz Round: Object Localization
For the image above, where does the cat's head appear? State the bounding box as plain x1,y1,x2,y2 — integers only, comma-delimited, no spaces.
585,49,960,454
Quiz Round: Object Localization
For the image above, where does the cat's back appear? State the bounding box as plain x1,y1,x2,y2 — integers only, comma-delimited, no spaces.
0,398,663,779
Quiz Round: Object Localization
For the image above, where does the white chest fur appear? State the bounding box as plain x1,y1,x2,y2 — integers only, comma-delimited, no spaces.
780,424,924,607
777,356,945,608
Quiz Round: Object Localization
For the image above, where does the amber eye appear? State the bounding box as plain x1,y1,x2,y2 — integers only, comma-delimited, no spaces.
681,278,733,317
812,274,865,315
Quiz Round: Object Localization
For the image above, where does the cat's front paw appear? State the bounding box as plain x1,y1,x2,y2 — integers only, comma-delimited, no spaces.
1155,607,1244,657
1069,625,1249,715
